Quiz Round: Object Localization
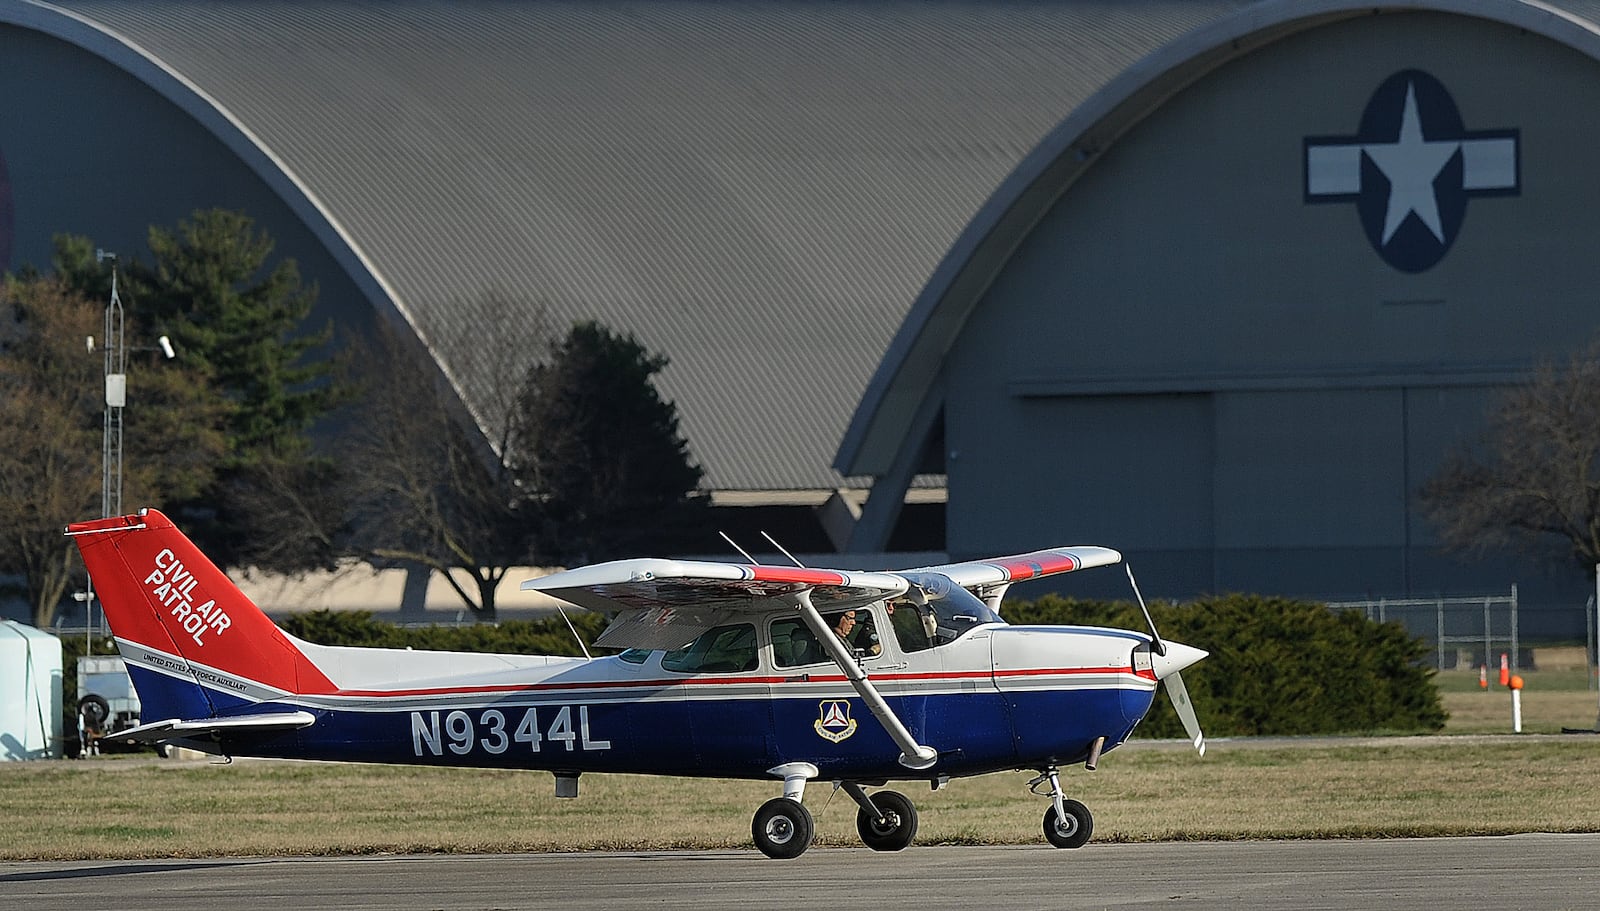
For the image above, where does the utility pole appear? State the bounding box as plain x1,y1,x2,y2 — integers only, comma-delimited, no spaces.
99,249,124,520
83,250,173,642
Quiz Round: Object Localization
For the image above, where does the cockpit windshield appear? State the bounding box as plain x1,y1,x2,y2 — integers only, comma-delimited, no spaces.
887,573,1006,652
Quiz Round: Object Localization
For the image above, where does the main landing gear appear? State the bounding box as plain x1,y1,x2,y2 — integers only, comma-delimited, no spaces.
750,787,921,859
752,797,815,860
842,782,918,852
750,765,1095,857
1029,766,1094,849
751,764,921,859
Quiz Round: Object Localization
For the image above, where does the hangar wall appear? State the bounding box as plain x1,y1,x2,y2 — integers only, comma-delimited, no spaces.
0,26,374,341
944,11,1600,621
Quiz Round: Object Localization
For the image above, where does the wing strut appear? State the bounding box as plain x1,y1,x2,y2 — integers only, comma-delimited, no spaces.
790,590,938,770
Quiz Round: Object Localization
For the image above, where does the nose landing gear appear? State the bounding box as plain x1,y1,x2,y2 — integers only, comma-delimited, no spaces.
1029,766,1093,849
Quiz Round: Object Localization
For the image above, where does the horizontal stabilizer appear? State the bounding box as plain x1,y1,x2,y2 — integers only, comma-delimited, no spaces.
108,711,317,744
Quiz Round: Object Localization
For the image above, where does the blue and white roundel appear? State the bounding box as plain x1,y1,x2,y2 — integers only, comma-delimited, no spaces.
1304,69,1519,273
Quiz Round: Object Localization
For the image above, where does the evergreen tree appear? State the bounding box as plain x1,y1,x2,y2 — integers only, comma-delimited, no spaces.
512,321,705,563
126,209,338,459
66,209,351,572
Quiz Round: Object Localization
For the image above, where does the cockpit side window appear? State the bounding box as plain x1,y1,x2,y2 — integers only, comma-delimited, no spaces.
887,599,935,653
893,576,1007,649
661,623,759,674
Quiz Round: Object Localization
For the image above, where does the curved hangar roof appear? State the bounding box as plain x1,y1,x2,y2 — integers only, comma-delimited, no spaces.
0,0,1246,493
835,0,1600,542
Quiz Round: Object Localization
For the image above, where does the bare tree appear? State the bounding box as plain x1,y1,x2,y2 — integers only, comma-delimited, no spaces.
337,323,539,621
1420,340,1600,576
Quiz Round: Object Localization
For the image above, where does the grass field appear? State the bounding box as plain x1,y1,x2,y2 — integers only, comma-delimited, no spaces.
1436,665,1600,734
5,736,1600,860
5,663,1598,861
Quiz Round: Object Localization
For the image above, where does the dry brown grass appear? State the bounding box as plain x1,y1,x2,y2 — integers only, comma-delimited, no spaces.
1436,666,1600,734
6,736,1600,860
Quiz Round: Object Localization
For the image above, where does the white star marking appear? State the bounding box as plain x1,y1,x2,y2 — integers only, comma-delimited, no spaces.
1362,81,1461,244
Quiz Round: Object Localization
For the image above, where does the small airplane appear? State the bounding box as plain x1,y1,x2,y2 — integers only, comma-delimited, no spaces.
68,507,1207,858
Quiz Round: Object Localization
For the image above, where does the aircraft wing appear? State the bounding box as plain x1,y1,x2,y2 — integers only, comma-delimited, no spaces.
908,546,1123,607
107,711,318,745
523,558,909,650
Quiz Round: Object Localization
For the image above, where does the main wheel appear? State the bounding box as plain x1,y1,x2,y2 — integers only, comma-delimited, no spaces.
1043,799,1093,849
752,797,815,859
78,694,111,729
856,789,918,851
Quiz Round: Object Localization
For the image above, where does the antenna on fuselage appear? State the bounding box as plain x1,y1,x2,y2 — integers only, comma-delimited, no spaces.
719,531,758,564
760,531,806,568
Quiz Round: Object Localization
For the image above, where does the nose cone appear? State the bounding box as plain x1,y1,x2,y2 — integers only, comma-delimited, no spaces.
1150,640,1207,680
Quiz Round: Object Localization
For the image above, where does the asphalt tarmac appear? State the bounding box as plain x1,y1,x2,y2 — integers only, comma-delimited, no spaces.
3,835,1597,911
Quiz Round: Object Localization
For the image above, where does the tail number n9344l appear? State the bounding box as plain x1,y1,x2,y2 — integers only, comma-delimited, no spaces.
410,706,610,757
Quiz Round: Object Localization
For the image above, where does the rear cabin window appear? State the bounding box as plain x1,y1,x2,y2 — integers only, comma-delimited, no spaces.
661,623,759,674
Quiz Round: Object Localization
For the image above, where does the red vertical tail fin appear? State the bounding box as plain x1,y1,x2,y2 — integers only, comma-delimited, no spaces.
67,509,333,718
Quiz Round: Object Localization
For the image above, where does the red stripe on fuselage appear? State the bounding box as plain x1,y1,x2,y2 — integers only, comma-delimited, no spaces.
326,665,1151,699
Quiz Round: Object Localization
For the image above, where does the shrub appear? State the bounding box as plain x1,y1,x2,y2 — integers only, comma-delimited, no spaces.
1004,593,1446,736
278,609,607,656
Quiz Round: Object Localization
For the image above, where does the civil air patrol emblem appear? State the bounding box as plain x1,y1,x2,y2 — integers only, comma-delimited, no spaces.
815,700,857,743
1304,69,1519,273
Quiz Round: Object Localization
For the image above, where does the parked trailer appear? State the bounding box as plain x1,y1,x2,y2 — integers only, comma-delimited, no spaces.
76,655,142,753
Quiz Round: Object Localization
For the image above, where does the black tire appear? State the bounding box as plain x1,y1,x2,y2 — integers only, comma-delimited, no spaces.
856,789,918,851
78,694,111,729
752,797,815,859
1043,799,1093,849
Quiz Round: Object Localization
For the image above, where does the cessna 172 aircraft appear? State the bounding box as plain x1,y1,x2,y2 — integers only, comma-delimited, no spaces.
68,507,1207,858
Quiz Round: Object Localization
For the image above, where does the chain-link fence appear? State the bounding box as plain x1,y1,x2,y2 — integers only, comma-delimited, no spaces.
1326,587,1519,672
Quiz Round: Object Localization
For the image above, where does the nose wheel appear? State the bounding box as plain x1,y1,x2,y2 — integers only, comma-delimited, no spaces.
1043,798,1093,848
1029,766,1094,849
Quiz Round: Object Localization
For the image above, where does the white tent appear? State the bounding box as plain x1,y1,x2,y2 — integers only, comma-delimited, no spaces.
0,621,62,760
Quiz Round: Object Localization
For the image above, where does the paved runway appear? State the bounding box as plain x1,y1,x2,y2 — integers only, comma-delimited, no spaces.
4,835,1597,911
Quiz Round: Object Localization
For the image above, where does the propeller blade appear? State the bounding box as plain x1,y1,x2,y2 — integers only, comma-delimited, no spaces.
1123,565,1207,756
1125,564,1164,656
1164,669,1206,756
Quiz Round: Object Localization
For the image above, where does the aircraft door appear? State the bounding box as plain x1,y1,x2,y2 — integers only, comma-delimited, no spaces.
656,622,774,774
767,605,918,770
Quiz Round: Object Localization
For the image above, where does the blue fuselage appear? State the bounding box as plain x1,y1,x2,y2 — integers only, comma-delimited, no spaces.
123,624,1160,781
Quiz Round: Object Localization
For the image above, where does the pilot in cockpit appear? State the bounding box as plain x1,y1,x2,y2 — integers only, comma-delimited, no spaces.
830,608,881,656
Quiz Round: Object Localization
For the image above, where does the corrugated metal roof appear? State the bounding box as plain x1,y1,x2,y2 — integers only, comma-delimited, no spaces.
31,0,1249,490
